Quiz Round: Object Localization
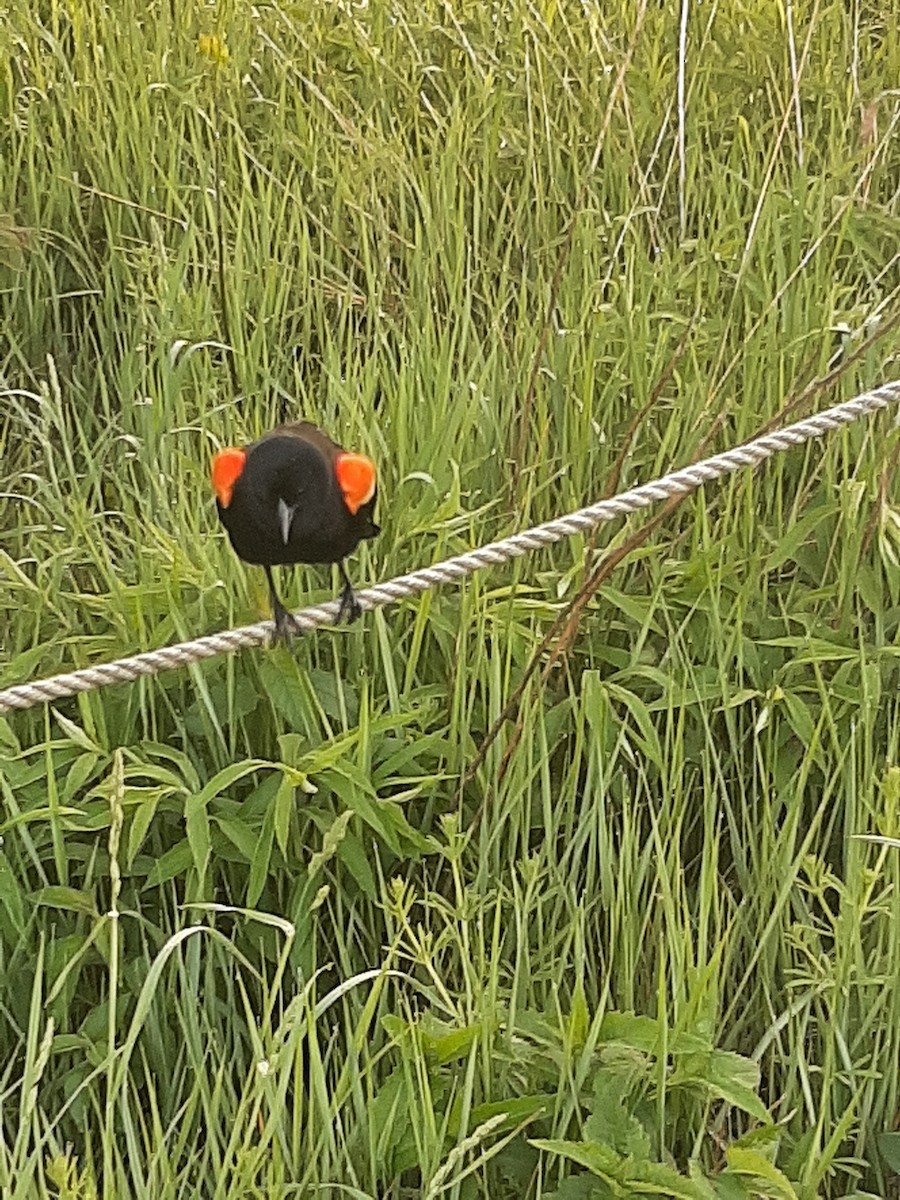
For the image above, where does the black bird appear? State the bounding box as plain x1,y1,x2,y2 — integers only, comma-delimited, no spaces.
212,421,379,638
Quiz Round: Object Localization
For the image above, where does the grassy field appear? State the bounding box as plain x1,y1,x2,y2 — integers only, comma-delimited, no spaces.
2,0,900,1195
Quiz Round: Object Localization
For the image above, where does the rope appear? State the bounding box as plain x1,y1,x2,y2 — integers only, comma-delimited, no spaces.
1,381,898,716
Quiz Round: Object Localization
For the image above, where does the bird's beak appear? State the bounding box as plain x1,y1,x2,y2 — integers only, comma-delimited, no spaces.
278,499,296,545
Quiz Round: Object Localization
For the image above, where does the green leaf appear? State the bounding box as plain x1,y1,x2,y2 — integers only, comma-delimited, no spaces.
63,752,103,800
686,1162,720,1199
194,760,272,807
213,816,258,863
321,766,416,856
127,792,161,868
425,1021,482,1065
673,1050,770,1124
308,808,353,877
0,717,19,754
0,850,25,936
31,887,97,916
185,790,211,881
600,1010,709,1055
585,1076,650,1161
144,841,193,888
533,1138,715,1198
529,1139,619,1179
709,1173,750,1199
545,1178,608,1200
140,743,201,793
358,1067,420,1176
247,808,275,907
569,976,590,1049
758,636,856,663
0,806,82,836
259,658,316,730
52,710,103,753
183,760,270,881
878,1130,900,1173
335,829,377,898
603,683,664,768
635,1161,719,1198
467,1094,549,1133
765,499,840,572
779,691,816,749
724,1147,799,1200
306,667,360,723
182,902,294,939
381,1014,409,1043
273,773,294,856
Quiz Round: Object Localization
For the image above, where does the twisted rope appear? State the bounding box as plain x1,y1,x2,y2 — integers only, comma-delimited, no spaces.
2,381,898,716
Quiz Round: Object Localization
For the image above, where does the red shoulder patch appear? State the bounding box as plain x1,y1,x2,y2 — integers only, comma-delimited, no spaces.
211,447,246,508
336,452,377,515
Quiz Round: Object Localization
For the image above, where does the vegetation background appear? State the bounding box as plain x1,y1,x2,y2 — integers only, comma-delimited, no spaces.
2,1,900,1196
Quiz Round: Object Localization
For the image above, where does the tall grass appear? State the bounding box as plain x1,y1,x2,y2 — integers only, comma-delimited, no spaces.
2,1,900,1196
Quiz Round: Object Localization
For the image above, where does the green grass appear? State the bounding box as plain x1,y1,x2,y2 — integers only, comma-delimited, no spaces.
2,0,900,1196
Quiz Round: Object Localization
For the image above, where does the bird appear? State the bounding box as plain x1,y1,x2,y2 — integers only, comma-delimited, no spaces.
211,421,379,639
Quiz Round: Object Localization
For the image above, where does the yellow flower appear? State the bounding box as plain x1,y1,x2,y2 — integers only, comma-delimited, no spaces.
198,34,229,66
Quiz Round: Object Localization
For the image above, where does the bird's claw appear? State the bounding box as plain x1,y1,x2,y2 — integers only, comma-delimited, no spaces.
337,582,362,625
271,600,303,643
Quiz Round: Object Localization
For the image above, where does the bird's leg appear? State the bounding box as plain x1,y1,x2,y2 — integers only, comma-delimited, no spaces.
336,561,363,625
264,566,302,641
